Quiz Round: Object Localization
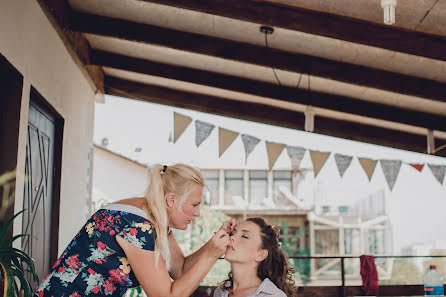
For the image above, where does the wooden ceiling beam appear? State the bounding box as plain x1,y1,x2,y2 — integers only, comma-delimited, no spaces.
104,76,446,157
36,0,104,94
71,12,446,103
92,50,446,132
141,0,446,62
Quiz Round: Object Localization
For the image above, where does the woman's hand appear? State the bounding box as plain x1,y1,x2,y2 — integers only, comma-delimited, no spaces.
206,229,230,259
219,218,237,234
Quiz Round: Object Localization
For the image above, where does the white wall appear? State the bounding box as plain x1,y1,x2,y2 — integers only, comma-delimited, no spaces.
1,0,96,254
93,146,148,202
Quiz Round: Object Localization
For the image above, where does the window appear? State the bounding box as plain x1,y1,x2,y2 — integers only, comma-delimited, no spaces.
273,171,292,200
249,171,267,206
315,230,339,255
224,170,243,206
365,229,385,254
202,170,219,205
344,229,360,254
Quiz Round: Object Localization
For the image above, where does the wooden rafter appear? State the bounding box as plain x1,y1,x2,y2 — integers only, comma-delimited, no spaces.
92,50,446,132
141,0,446,62
104,76,446,157
36,0,104,94
70,12,446,103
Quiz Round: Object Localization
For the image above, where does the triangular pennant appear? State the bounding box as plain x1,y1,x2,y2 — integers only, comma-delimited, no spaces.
334,154,353,178
173,112,192,143
428,164,446,185
194,120,215,147
380,160,402,191
241,134,261,163
286,146,306,171
219,127,239,157
309,150,330,178
358,158,377,181
266,141,285,170
409,163,424,172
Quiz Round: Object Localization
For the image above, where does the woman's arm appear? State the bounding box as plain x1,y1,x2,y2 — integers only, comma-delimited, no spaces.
168,219,237,279
117,229,229,297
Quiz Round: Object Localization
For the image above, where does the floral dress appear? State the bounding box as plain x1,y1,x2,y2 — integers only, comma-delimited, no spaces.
34,204,155,297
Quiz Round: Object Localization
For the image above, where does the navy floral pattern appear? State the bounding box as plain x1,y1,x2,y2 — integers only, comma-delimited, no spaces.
34,209,155,296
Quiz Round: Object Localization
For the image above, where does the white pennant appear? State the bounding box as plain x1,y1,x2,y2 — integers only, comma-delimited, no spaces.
428,164,446,185
380,160,402,191
241,134,261,163
194,120,215,147
334,154,353,178
286,146,306,171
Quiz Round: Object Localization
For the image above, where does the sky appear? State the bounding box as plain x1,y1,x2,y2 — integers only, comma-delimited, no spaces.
94,95,446,253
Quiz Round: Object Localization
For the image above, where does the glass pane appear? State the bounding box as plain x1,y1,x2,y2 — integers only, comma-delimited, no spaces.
224,171,243,206
344,229,360,255
249,171,267,205
202,170,219,205
365,229,385,254
315,230,339,254
273,171,292,200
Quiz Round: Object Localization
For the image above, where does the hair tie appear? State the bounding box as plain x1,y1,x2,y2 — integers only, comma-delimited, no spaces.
160,165,167,175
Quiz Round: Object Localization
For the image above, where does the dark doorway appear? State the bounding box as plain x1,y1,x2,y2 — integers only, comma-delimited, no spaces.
0,53,23,238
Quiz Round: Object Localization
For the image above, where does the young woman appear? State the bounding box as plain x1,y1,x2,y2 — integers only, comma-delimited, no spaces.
34,163,234,297
214,218,297,297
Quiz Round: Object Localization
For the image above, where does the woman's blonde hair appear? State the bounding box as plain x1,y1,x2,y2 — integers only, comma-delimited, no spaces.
143,163,204,270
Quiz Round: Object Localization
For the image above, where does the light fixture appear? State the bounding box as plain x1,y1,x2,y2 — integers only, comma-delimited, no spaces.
381,0,397,25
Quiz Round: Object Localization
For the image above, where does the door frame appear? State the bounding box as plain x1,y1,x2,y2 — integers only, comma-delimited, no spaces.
28,86,64,267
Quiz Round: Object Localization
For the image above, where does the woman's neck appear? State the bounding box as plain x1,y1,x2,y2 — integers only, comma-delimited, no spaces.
230,263,262,292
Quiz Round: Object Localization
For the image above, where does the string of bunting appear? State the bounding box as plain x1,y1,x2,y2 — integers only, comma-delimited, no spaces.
172,112,446,191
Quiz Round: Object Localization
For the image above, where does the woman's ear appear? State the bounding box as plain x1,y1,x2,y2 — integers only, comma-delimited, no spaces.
255,249,268,262
165,193,176,208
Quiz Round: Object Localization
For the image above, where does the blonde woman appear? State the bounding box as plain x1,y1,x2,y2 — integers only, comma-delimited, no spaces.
35,164,233,297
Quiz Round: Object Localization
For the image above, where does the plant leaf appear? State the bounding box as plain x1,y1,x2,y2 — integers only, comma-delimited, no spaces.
0,248,38,283
0,209,26,248
5,234,29,248
0,261,18,297
11,265,32,297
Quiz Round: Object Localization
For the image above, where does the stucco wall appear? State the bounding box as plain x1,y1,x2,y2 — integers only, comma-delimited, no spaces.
1,0,95,254
93,146,149,203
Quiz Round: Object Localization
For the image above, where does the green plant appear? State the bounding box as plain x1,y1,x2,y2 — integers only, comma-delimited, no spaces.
275,220,311,285
0,171,39,296
0,209,39,296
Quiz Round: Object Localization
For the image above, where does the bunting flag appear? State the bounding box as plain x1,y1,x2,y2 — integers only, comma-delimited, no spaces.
286,146,306,171
358,158,377,181
428,164,446,185
173,112,192,143
194,120,215,147
219,127,239,157
266,141,285,170
241,134,261,163
334,153,353,178
310,150,330,178
410,163,424,172
380,160,402,191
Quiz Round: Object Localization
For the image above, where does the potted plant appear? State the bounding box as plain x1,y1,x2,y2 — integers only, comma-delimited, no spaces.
0,171,38,296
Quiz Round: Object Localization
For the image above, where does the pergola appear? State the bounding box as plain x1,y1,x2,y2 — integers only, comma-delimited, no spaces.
38,0,446,157
36,0,446,295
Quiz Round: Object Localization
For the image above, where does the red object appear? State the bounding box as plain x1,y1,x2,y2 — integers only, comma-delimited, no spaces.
360,255,379,296
430,265,437,269
410,163,424,172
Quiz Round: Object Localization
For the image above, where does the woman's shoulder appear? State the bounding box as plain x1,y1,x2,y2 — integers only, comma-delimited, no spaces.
257,278,287,297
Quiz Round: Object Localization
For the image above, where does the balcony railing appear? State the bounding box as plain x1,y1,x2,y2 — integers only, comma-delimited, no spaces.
192,255,446,297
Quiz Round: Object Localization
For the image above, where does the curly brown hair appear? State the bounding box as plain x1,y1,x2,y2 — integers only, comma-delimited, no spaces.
220,217,298,297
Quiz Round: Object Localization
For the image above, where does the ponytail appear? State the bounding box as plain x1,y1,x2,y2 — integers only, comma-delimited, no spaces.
143,163,205,271
144,164,171,270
